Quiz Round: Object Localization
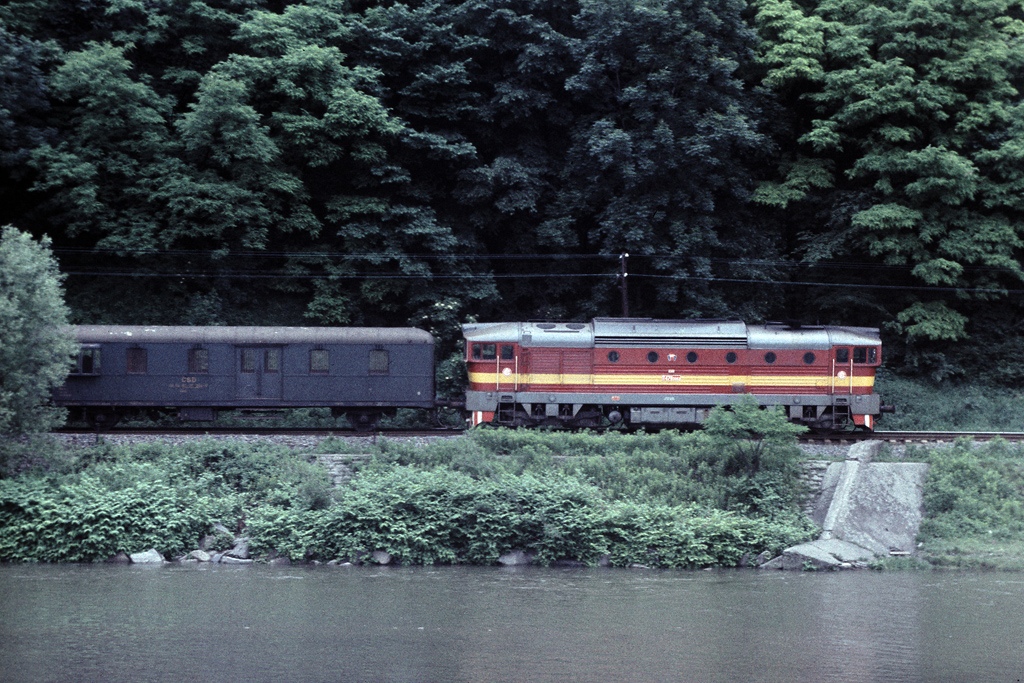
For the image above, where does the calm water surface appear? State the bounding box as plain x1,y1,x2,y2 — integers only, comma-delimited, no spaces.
2,564,1023,682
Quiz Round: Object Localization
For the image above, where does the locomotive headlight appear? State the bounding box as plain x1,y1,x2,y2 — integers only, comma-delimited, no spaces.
837,371,847,379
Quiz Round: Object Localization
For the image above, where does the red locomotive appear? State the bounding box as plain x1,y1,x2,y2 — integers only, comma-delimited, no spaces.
464,318,887,431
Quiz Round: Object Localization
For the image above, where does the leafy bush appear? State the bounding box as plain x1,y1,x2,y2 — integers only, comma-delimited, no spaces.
601,502,813,568
919,440,1024,540
0,475,237,562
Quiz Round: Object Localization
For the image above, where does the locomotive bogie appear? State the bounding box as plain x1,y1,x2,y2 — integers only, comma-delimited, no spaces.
54,326,435,427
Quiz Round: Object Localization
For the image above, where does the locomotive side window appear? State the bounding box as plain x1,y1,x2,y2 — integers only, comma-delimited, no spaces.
726,352,737,364
868,347,877,363
764,352,777,364
369,349,389,375
835,348,849,363
127,347,148,374
608,351,620,363
310,349,329,374
853,347,876,364
803,352,816,364
188,348,209,374
647,352,659,363
70,347,101,375
475,344,496,360
500,345,514,360
687,352,698,363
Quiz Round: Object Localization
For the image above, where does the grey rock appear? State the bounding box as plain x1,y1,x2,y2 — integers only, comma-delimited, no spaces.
130,549,164,564
267,557,292,566
498,550,534,566
758,555,785,570
782,543,842,571
187,549,211,562
371,550,393,565
226,537,250,559
106,552,131,564
755,550,773,566
220,555,253,564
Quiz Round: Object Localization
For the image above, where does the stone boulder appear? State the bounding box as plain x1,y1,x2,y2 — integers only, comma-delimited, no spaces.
130,549,165,564
498,550,534,566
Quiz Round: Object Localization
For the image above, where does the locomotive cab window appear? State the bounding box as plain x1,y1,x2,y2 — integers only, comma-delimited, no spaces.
500,345,514,360
70,346,101,375
127,347,148,375
369,349,389,375
853,347,876,364
472,343,497,360
835,348,849,363
188,348,209,374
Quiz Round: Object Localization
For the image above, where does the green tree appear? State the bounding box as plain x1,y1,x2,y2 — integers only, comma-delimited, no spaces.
0,225,76,435
753,0,1024,353
700,396,807,475
550,0,776,318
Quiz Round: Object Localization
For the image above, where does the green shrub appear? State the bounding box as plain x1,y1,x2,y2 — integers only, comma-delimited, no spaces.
0,475,237,562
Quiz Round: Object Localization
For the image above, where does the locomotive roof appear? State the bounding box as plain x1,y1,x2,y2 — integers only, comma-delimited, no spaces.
463,319,880,349
73,326,434,345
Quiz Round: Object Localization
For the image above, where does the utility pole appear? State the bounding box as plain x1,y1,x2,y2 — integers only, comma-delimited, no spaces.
618,252,629,318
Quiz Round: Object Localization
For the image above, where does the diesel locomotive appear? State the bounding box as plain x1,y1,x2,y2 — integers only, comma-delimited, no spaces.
53,318,888,431
463,318,886,431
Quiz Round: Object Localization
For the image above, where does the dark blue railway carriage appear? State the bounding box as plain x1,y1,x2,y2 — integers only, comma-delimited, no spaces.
53,326,435,428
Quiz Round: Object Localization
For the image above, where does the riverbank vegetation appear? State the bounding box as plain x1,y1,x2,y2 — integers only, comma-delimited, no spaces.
910,439,1024,571
0,403,818,567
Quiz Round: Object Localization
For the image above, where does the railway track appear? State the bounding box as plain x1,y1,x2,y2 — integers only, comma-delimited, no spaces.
56,426,1024,443
804,430,1024,443
56,426,464,438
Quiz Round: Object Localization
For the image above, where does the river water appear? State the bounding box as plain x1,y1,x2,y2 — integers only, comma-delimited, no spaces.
1,564,1022,683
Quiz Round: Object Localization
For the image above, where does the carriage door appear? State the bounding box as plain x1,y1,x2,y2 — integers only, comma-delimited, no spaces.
237,347,283,400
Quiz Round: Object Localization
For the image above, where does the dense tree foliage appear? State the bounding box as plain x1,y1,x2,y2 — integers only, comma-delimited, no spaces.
752,0,1024,377
0,226,76,435
1,0,1023,378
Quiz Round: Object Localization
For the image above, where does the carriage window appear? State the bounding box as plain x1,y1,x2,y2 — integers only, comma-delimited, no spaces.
310,349,329,374
241,348,258,373
369,349,389,375
836,348,850,363
500,345,514,360
127,348,148,374
264,350,279,373
70,347,101,375
473,344,496,360
188,348,209,374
